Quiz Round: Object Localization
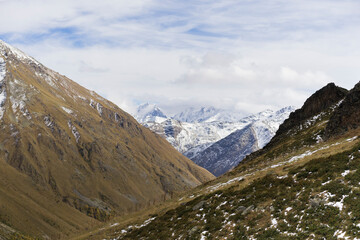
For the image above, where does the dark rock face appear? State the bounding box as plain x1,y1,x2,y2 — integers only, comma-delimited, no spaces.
192,124,259,177
276,83,348,137
241,83,348,163
325,81,360,137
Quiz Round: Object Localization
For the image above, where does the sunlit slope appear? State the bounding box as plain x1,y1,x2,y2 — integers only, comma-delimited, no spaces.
0,41,214,239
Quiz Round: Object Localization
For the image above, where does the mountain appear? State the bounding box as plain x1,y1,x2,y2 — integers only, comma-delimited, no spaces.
0,40,214,239
141,107,294,176
143,119,249,158
191,107,294,176
172,106,248,123
97,82,360,240
192,124,259,177
173,106,221,123
134,103,167,123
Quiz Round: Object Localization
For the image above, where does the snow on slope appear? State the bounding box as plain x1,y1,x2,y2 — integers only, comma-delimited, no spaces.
139,106,295,165
135,103,167,123
191,107,295,176
192,124,259,176
173,106,247,123
0,57,6,119
0,40,39,64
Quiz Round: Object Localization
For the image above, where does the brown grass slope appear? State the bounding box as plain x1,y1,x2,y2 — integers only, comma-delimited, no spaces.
0,41,214,239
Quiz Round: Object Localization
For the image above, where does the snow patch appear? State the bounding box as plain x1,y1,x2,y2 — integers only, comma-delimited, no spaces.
68,120,80,143
96,102,103,116
90,99,96,108
8,79,31,120
0,57,6,119
0,40,40,64
200,231,208,240
341,170,350,177
44,116,55,130
270,217,278,227
334,229,350,239
326,195,347,211
61,106,73,114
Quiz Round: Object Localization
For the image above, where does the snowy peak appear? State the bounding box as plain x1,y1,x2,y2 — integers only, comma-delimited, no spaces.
173,106,246,123
173,106,219,123
0,40,39,64
190,107,294,176
135,103,167,123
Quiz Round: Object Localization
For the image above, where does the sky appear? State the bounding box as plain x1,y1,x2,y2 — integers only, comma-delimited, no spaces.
1,0,360,115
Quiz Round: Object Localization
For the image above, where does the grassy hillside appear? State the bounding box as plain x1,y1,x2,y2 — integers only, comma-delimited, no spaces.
90,82,360,240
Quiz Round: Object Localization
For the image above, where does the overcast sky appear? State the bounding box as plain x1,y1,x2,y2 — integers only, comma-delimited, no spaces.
1,0,360,115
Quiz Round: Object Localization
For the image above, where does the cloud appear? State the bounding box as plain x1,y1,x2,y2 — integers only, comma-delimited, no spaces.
0,0,360,115
78,61,109,73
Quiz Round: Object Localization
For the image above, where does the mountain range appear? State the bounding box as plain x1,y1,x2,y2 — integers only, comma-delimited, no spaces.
0,40,214,239
2,40,360,240
105,81,360,240
136,104,295,176
135,104,248,124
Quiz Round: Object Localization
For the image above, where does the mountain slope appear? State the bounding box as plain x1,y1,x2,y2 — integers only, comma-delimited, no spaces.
192,124,259,176
326,82,360,137
192,116,289,177
100,82,360,240
0,40,214,239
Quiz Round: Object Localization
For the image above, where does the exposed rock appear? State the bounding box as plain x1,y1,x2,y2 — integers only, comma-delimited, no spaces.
188,226,199,235
192,200,206,210
236,206,247,214
309,198,325,208
277,83,348,137
241,205,254,215
325,81,360,137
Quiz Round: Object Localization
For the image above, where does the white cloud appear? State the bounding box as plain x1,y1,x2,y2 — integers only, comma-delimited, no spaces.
1,0,360,114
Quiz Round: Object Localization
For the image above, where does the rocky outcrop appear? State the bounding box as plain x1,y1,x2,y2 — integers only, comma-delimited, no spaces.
241,83,348,164
325,81,360,137
276,83,348,137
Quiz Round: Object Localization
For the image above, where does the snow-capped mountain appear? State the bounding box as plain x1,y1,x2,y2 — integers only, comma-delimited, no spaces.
192,124,259,176
192,117,289,176
135,103,167,123
143,119,250,158
139,105,295,175
172,106,247,123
